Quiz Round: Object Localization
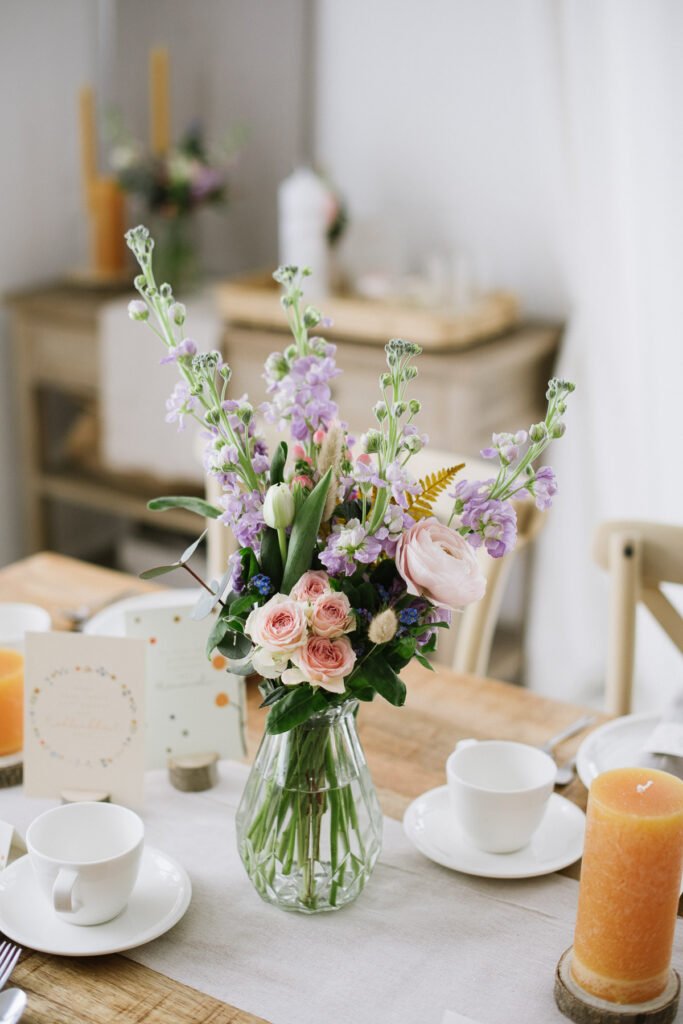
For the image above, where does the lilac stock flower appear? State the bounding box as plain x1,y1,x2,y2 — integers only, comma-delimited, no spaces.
385,460,421,508
160,338,197,364
355,458,385,490
374,504,414,557
262,345,340,442
481,430,528,464
529,465,558,510
165,381,197,430
219,487,265,550
462,497,518,558
320,519,382,576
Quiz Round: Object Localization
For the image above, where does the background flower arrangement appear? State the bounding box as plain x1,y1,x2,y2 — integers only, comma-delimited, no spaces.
125,225,574,910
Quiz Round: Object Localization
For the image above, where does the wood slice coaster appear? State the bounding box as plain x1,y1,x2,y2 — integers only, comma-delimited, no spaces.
555,948,680,1024
168,752,219,792
0,753,22,789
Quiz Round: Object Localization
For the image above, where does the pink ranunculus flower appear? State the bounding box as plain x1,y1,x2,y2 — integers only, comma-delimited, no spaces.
395,517,486,611
245,593,308,653
310,591,354,638
290,570,332,602
281,635,356,694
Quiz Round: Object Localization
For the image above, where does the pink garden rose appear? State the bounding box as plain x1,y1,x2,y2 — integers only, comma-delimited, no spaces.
282,635,356,693
245,594,307,653
290,570,331,602
310,591,354,638
395,517,486,611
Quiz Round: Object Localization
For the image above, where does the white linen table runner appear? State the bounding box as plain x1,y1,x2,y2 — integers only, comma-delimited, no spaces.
3,762,682,1024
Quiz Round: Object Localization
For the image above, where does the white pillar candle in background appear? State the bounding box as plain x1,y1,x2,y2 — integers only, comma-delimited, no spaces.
278,168,330,300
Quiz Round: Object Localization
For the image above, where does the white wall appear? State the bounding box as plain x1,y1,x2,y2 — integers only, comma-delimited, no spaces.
314,0,569,318
0,0,98,564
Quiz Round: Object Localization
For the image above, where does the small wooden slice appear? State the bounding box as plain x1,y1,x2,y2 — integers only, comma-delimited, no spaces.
60,789,111,804
168,752,219,793
0,753,22,789
555,948,680,1024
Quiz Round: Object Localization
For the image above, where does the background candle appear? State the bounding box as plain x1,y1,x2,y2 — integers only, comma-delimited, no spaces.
572,766,683,1004
149,47,170,155
90,177,126,275
0,649,24,756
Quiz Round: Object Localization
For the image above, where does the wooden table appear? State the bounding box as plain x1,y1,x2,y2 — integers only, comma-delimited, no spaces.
0,553,604,1024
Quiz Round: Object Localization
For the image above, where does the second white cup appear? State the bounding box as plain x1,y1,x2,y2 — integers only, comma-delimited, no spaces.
446,739,557,853
26,802,144,925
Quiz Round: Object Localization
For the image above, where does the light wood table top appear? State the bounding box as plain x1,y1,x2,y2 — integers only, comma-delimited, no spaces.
0,552,605,1024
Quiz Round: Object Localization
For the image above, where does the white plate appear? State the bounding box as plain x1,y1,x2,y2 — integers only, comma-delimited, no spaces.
0,845,191,956
403,786,585,880
576,712,660,790
84,589,199,637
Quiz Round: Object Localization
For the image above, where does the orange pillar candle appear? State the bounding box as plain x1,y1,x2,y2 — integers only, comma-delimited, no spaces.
78,85,97,211
572,767,683,1005
0,649,24,756
90,177,126,276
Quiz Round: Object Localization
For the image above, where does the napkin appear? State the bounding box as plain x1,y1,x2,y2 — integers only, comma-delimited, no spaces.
638,689,683,779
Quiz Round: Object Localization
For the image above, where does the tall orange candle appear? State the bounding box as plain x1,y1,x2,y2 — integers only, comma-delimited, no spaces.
149,47,170,155
0,649,24,756
78,85,98,211
572,767,683,1005
90,176,126,275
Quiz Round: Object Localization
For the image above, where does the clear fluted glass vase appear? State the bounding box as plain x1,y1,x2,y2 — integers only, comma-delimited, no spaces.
236,700,383,913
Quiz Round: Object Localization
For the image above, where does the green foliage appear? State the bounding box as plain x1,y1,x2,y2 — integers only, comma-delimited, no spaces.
270,442,288,486
348,653,406,707
259,527,283,590
281,469,332,594
266,685,328,734
147,496,222,519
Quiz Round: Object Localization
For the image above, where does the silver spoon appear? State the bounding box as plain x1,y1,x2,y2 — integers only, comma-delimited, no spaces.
0,989,26,1024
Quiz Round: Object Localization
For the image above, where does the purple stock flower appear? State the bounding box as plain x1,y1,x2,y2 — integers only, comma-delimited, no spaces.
165,382,197,430
320,519,382,576
530,465,558,510
219,487,265,550
373,505,414,556
385,461,420,508
462,497,517,558
262,346,340,443
481,430,528,464
160,338,197,364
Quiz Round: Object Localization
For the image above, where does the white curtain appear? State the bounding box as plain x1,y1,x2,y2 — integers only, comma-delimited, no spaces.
527,0,683,709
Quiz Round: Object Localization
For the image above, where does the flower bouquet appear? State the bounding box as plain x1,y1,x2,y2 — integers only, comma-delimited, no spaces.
125,226,574,913
112,122,242,290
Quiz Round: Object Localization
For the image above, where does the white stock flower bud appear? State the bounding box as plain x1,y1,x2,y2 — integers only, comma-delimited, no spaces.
263,484,296,530
170,302,186,325
127,299,149,321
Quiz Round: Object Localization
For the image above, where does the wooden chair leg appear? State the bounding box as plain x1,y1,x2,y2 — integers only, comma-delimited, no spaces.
605,531,641,716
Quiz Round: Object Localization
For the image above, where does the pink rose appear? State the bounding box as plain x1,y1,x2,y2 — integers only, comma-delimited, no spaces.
290,570,331,602
245,594,307,653
395,518,486,611
282,635,356,693
310,591,354,638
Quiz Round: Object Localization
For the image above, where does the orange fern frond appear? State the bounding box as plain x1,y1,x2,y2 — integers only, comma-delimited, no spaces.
406,463,465,521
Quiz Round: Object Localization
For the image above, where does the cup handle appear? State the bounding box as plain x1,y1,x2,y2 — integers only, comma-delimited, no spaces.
52,868,80,913
454,738,478,753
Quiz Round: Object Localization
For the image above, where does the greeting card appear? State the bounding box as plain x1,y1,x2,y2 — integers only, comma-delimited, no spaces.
23,632,146,806
124,604,246,769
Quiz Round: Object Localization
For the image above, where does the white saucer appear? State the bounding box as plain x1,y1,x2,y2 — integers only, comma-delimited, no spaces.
576,712,660,789
84,589,198,637
403,787,585,879
0,846,191,956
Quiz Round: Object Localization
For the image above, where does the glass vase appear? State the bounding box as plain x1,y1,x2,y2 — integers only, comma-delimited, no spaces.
236,700,383,913
148,212,200,295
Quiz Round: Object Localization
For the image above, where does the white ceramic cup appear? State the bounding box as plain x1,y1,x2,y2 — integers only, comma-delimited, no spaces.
446,739,557,853
26,802,144,925
0,602,51,651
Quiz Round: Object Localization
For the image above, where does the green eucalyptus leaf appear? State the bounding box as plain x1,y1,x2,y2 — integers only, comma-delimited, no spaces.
281,468,332,594
216,631,252,660
148,496,222,519
180,529,208,564
139,562,181,579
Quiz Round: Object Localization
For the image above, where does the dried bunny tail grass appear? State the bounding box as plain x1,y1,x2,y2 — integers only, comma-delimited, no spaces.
319,421,345,521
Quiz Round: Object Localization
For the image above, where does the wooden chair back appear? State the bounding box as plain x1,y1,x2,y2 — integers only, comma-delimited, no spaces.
593,520,683,715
